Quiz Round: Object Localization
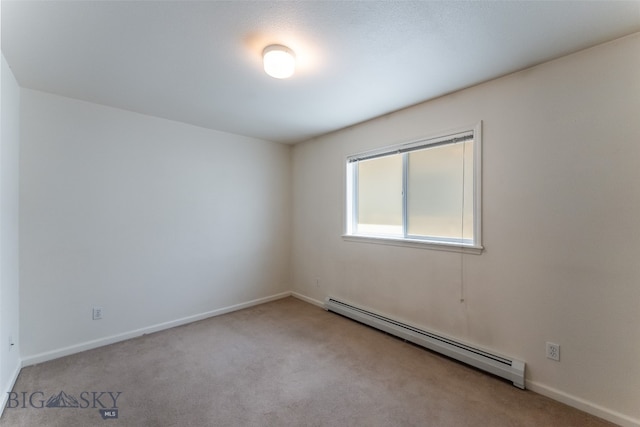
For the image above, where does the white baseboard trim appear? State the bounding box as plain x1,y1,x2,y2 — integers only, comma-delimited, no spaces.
291,292,324,308
527,380,640,427
21,291,292,367
0,361,22,418
15,290,639,427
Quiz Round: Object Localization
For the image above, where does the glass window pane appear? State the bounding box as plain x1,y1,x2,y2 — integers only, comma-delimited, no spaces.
357,154,402,236
462,140,474,240
407,141,474,241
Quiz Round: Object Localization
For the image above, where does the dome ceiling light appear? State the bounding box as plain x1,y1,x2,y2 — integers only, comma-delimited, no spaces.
262,44,296,79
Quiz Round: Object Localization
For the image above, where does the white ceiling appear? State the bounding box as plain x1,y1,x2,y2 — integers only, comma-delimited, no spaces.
2,1,639,144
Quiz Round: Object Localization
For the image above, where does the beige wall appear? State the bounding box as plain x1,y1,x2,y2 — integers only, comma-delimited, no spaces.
1,53,22,414
19,90,291,360
291,34,640,425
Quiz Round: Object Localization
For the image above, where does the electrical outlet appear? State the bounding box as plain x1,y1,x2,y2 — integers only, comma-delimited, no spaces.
92,307,103,320
546,342,560,361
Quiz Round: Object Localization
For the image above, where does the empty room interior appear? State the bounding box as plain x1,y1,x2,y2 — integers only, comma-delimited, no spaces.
1,1,639,426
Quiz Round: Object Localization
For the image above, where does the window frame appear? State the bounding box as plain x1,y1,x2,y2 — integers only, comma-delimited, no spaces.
343,122,483,254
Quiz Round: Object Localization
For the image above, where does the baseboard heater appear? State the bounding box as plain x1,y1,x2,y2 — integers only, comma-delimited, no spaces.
324,297,525,389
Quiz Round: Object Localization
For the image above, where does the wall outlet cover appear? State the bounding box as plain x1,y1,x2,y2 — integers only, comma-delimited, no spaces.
546,342,560,361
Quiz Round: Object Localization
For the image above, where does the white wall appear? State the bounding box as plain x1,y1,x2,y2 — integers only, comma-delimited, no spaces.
19,89,291,360
291,34,640,425
1,53,21,411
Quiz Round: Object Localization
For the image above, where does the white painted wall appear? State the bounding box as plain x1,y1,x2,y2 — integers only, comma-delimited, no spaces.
292,34,640,425
1,53,22,412
19,90,291,359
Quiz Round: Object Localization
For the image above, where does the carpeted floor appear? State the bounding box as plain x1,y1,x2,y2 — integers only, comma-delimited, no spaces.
1,297,613,426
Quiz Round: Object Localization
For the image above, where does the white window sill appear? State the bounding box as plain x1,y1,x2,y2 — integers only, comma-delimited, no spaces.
342,234,483,255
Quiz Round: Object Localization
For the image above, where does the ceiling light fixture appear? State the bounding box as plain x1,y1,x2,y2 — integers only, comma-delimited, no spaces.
263,45,296,79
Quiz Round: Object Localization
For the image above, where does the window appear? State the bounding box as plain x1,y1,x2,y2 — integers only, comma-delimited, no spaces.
345,123,482,252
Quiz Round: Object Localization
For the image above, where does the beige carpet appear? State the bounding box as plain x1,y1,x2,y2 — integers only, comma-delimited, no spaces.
1,297,613,426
